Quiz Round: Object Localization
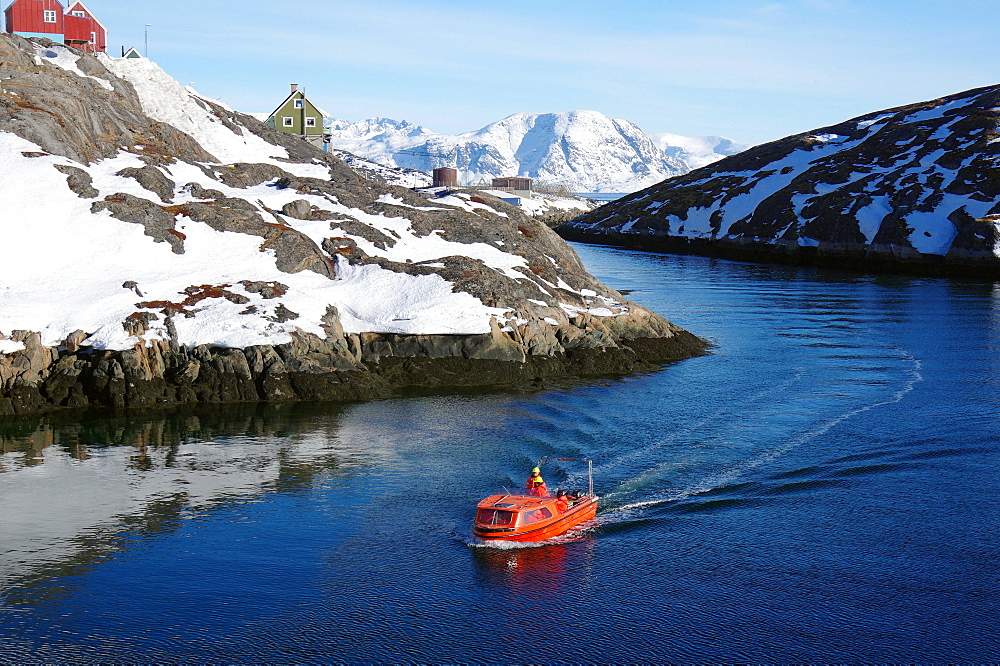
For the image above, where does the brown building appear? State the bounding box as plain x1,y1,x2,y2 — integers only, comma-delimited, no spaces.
432,167,458,188
491,177,532,196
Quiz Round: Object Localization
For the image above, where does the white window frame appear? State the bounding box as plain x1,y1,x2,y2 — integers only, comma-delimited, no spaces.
43,10,57,22
282,117,294,127
293,99,304,109
305,117,317,128
72,11,85,16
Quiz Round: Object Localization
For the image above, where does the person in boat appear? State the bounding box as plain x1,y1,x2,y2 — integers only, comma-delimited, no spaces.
556,492,569,514
526,467,548,497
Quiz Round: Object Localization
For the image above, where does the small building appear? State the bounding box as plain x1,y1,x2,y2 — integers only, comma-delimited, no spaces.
265,84,329,150
62,1,105,53
491,176,532,197
4,0,107,53
122,46,141,58
432,167,458,188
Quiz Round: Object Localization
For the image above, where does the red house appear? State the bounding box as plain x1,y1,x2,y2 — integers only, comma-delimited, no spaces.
4,0,106,53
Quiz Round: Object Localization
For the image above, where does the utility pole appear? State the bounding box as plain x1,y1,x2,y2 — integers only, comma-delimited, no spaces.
144,24,151,57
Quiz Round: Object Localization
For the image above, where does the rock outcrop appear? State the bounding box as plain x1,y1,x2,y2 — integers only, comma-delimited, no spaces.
0,34,707,416
560,85,1000,278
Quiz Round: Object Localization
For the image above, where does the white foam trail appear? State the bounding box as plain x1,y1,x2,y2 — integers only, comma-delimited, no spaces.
599,345,923,525
598,369,808,483
460,519,598,550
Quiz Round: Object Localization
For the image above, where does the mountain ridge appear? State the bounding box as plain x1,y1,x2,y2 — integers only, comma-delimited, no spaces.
323,109,745,193
647,132,749,170
559,84,1000,277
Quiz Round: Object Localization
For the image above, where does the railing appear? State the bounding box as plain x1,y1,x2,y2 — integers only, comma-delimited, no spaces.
489,186,533,194
536,456,594,496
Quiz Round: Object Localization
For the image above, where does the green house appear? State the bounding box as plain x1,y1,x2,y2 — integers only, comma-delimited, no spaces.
265,84,328,147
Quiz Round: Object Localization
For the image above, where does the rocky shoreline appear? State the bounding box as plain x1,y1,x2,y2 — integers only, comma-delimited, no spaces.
557,226,1000,279
0,327,708,417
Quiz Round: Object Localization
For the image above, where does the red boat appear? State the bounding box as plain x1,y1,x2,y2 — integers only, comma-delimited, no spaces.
472,457,598,542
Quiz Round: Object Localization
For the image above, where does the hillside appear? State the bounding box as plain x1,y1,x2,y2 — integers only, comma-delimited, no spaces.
325,111,693,193
561,85,1000,276
0,34,706,416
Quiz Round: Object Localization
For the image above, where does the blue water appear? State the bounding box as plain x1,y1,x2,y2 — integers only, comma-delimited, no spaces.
1,245,998,662
575,192,627,202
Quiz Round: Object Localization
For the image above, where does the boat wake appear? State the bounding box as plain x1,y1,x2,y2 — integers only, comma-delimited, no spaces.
594,341,923,529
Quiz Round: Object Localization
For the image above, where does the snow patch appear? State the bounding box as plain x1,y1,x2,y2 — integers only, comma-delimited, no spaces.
100,55,328,179
0,340,25,354
810,133,847,144
35,44,114,91
857,114,894,129
0,131,513,349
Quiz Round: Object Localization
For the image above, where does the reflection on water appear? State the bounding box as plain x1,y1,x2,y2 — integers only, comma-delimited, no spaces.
471,540,596,628
0,403,374,595
472,540,593,594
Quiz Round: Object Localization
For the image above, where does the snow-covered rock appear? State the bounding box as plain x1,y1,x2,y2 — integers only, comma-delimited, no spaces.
328,147,432,188
0,33,705,415
325,111,691,193
562,85,1000,276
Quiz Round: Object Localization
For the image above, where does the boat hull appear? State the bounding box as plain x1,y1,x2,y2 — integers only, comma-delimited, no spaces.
473,495,598,542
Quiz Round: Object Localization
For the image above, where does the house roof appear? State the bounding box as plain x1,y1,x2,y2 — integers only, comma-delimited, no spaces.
3,0,108,33
2,0,44,13
64,0,107,32
266,89,331,121
2,0,59,13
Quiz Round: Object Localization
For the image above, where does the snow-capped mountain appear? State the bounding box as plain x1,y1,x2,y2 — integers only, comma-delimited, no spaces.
561,85,1000,275
647,133,750,170
325,111,692,193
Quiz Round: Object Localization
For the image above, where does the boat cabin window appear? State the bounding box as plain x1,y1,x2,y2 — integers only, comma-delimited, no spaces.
522,507,553,525
477,509,514,526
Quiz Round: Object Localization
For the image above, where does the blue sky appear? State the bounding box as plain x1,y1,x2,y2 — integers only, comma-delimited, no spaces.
21,0,1000,145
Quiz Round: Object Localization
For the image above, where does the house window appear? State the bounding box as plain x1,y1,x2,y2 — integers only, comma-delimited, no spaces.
293,100,304,109
72,11,85,16
282,117,294,127
43,10,57,22
305,117,316,128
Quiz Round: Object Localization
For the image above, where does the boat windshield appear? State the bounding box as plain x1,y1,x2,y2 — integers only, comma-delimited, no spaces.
499,487,551,499
476,508,515,526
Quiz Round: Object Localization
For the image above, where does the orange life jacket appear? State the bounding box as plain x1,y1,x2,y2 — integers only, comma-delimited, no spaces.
526,476,548,496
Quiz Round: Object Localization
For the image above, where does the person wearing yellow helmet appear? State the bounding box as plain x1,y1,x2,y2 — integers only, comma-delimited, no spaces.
525,466,548,497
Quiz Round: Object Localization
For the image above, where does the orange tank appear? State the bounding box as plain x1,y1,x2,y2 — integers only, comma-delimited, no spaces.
473,457,598,542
